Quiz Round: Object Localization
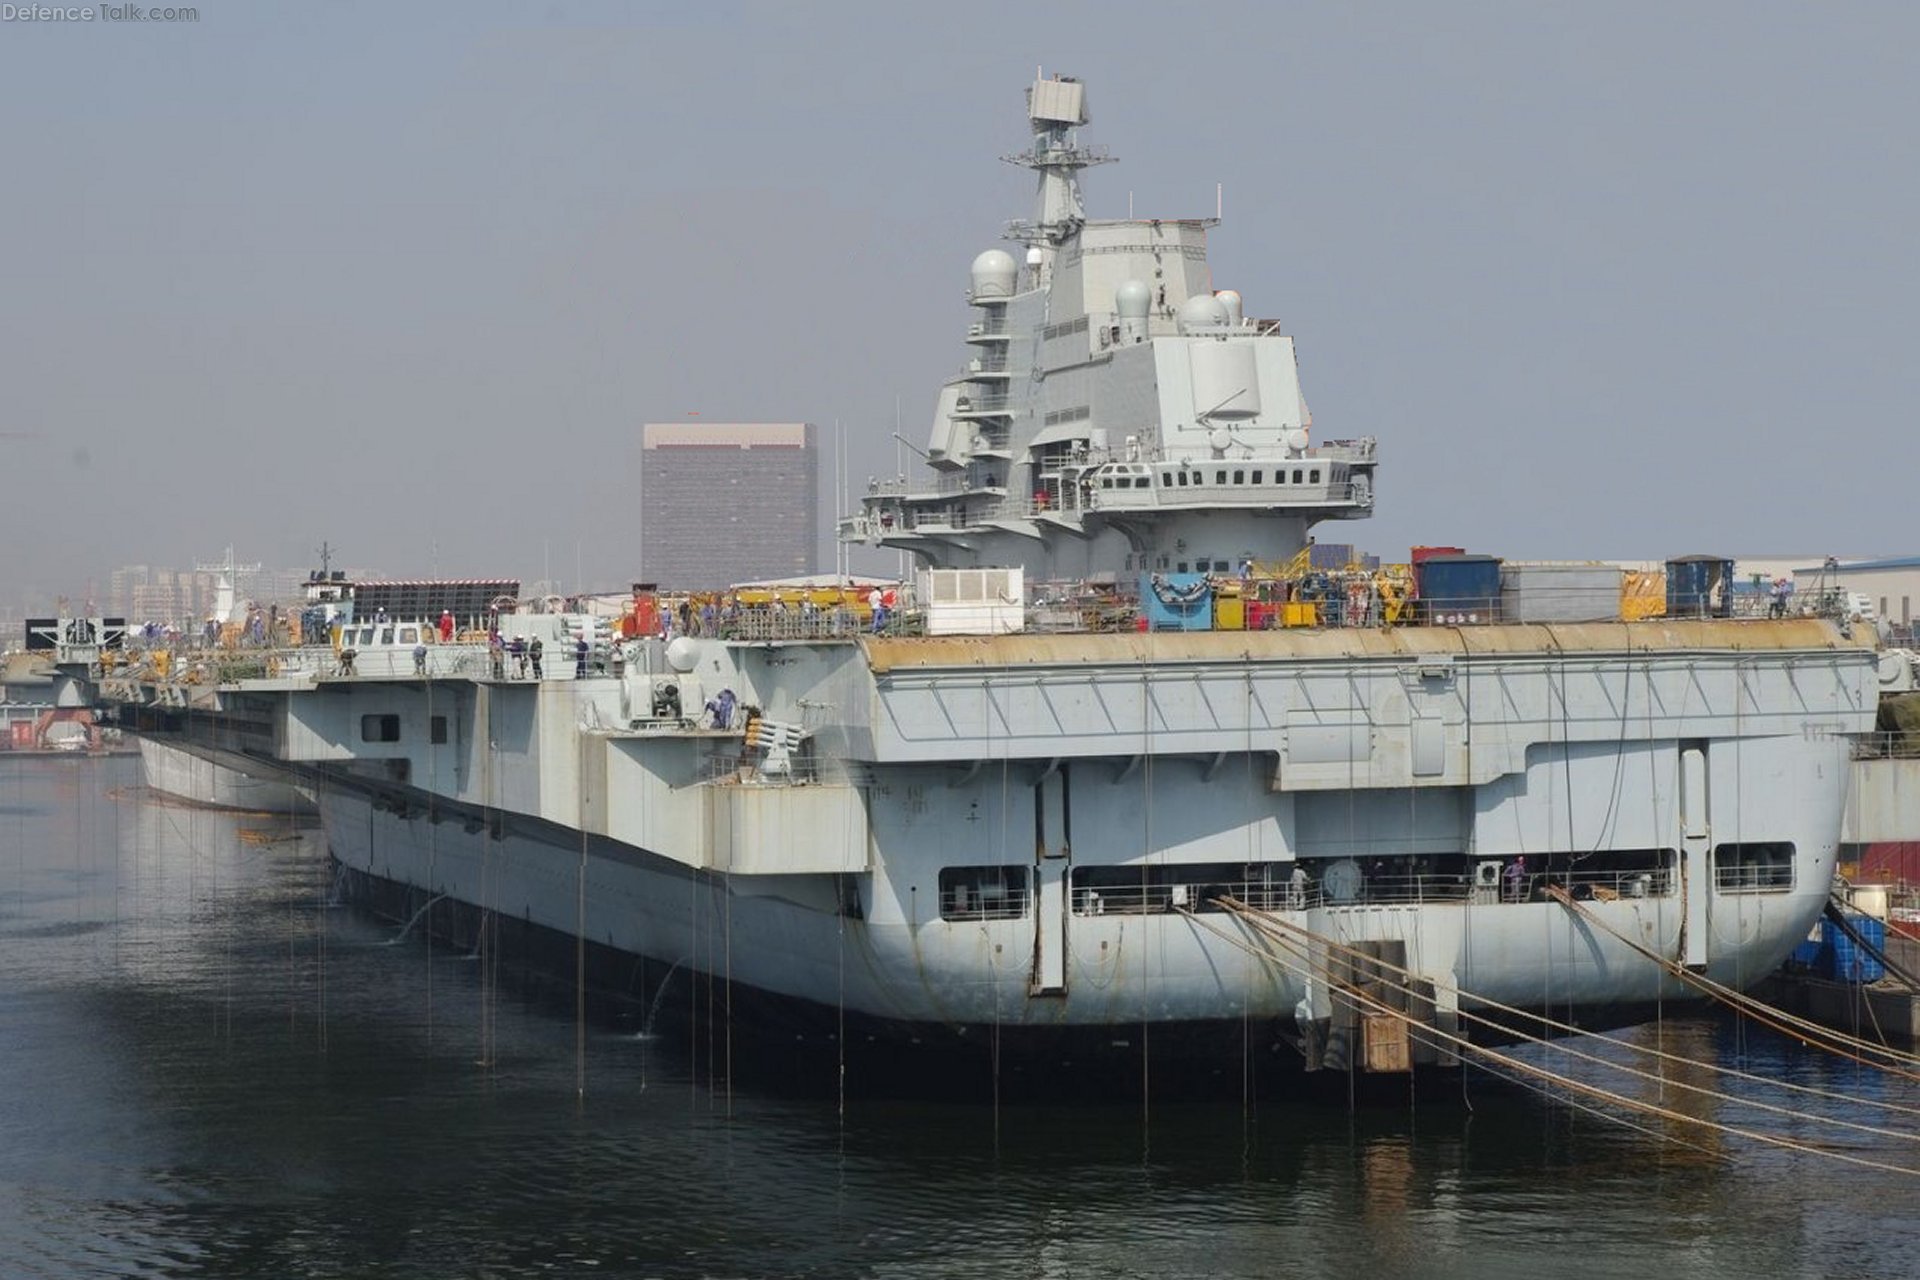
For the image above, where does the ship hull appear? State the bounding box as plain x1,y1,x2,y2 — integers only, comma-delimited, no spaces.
314,736,1847,1091
138,736,317,815
329,825,1732,1100
336,856,1320,1098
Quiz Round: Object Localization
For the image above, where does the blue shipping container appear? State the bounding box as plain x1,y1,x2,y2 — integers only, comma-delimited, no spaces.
1417,555,1502,624
1665,555,1734,618
1788,923,1823,970
1822,914,1887,984
1139,573,1214,631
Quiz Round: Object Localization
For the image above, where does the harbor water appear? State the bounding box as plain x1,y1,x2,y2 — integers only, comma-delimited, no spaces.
2,755,1915,1279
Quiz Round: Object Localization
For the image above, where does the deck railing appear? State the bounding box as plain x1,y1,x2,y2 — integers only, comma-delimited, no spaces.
1071,866,1674,917
1854,730,1920,760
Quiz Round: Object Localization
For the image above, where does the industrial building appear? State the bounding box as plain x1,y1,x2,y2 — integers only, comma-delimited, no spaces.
1793,556,1920,631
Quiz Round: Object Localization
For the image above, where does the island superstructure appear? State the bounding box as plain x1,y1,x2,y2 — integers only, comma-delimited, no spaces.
87,75,1880,1094
847,73,1372,581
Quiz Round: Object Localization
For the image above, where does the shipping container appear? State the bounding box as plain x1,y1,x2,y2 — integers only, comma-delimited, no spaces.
1788,921,1824,970
1409,545,1465,566
1138,573,1214,631
1499,562,1624,623
1416,555,1502,624
1666,555,1734,618
1821,913,1887,984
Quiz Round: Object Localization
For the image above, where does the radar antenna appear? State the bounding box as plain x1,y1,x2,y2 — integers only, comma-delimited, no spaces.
1002,71,1114,282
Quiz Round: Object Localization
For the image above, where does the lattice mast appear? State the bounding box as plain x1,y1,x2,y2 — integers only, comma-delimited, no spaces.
1003,71,1113,287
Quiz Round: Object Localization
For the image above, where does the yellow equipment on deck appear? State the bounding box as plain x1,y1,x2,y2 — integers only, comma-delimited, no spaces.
1622,570,1667,621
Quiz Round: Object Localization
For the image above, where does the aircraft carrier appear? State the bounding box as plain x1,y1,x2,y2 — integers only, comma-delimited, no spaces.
82,74,1883,1096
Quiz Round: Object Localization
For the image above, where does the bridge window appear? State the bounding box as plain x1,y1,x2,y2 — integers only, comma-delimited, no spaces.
399,626,419,644
1251,470,1263,483
360,714,401,743
1190,471,1203,485
1310,469,1321,483
1161,471,1174,486
1292,469,1303,483
1176,472,1188,486
1215,469,1228,484
1714,842,1795,892
1233,470,1245,484
1100,478,1113,489
430,715,449,745
939,866,1029,921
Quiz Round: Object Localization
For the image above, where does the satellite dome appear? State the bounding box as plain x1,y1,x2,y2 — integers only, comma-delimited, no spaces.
665,636,700,673
1114,279,1151,319
1177,294,1230,333
969,249,1018,299
1215,289,1243,324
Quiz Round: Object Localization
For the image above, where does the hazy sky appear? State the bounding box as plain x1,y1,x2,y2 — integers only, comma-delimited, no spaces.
2,1,1915,611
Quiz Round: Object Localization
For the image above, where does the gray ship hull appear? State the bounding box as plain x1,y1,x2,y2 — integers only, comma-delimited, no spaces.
312,707,1849,1045
138,736,317,815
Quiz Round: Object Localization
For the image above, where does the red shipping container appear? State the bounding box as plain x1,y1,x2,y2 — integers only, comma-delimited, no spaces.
1410,545,1465,564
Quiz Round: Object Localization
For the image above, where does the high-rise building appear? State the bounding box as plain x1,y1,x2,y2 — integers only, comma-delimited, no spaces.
107,562,345,627
640,422,819,588
108,564,153,621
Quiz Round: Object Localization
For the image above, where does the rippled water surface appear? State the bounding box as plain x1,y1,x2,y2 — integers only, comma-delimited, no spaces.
2,756,1915,1278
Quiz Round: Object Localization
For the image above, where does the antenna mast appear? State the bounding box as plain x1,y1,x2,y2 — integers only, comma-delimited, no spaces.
1002,72,1113,285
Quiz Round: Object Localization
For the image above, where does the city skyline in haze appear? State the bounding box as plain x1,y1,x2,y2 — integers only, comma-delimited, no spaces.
2,2,1914,619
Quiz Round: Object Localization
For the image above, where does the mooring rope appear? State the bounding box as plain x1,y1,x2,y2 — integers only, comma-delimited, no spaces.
1216,895,1920,1120
1545,885,1920,1079
1173,903,1920,1177
1205,900,1920,1146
